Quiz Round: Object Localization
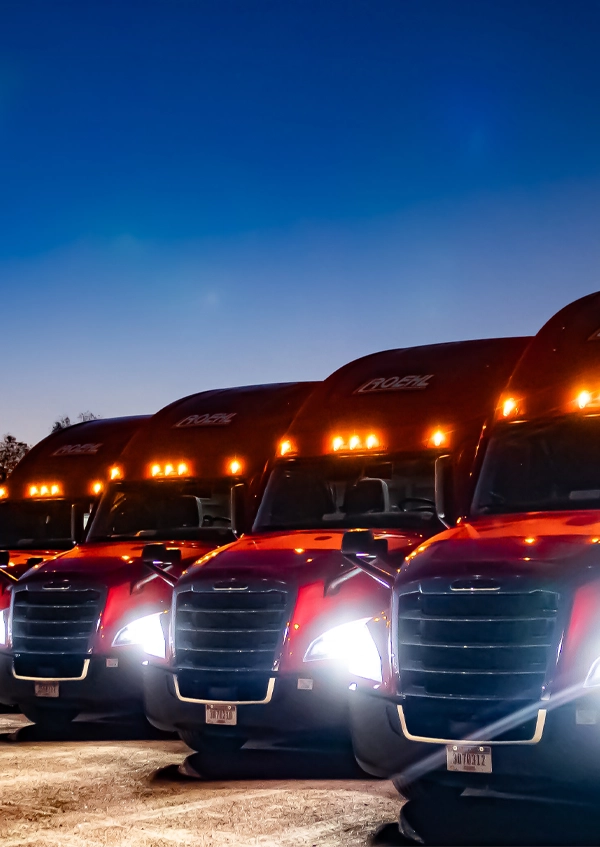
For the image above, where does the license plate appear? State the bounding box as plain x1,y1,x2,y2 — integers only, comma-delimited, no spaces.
446,744,492,773
205,704,237,726
34,683,59,698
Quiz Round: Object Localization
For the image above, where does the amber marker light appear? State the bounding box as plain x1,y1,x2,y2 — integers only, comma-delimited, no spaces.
0,487,7,499
428,429,448,449
524,537,536,545
330,430,382,453
577,390,592,410
28,483,62,497
497,395,522,419
228,459,243,475
151,464,161,477
92,481,103,495
110,466,122,480
279,438,296,457
177,462,189,476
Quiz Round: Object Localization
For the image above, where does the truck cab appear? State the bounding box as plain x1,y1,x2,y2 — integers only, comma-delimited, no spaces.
0,416,147,578
344,292,600,804
0,383,313,728
142,338,528,769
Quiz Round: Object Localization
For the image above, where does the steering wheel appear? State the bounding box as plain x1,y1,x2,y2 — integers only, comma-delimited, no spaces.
398,497,437,513
202,515,232,527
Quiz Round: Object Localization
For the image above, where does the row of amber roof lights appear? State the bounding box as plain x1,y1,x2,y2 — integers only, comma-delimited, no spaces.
4,385,595,501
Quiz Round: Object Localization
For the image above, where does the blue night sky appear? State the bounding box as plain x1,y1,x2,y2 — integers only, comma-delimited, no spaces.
2,0,600,445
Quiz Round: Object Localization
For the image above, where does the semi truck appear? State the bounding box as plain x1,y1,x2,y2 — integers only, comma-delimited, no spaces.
341,292,600,808
141,338,528,773
0,383,313,728
0,416,148,578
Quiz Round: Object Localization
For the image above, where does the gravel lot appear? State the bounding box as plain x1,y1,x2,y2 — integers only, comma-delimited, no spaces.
0,715,399,847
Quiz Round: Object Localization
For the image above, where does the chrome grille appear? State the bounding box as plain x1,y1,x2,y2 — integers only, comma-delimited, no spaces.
397,585,559,740
12,584,103,657
174,580,289,701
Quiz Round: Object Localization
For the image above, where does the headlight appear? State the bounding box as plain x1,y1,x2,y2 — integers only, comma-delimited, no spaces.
0,608,7,647
112,612,167,659
303,617,382,682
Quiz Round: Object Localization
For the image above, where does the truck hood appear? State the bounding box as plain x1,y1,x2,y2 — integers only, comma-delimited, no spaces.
181,528,424,589
178,529,426,670
2,548,68,580
17,540,219,583
400,510,600,584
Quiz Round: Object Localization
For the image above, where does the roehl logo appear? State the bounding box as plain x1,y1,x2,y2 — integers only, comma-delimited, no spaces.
355,374,434,394
175,412,237,428
52,443,103,456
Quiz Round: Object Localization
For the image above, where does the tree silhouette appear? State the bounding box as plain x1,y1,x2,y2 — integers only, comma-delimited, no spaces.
0,434,30,477
51,411,101,432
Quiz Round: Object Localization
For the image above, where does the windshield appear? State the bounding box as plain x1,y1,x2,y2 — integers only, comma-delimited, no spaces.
87,478,236,543
473,417,600,516
254,456,442,533
0,499,89,550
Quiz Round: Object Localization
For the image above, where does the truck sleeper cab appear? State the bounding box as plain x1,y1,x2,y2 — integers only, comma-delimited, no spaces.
344,292,600,804
0,416,148,578
142,338,528,769
0,383,313,727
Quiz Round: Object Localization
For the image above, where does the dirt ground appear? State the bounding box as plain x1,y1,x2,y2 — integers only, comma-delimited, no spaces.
0,714,400,847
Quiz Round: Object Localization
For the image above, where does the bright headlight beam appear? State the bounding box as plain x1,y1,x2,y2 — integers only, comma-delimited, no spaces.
585,657,600,687
303,617,382,682
112,612,167,658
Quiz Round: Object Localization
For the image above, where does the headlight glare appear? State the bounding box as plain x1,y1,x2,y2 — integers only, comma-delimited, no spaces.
304,617,382,682
112,612,167,658
585,657,600,687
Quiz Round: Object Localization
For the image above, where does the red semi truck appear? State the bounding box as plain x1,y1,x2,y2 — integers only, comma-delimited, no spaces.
141,338,528,771
0,383,313,727
342,292,600,807
0,416,148,578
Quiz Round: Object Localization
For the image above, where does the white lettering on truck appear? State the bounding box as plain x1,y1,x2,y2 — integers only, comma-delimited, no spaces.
175,412,237,428
52,443,103,456
355,374,434,394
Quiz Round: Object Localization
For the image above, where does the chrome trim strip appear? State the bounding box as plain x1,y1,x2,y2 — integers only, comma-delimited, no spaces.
13,658,91,682
173,675,276,705
397,704,546,745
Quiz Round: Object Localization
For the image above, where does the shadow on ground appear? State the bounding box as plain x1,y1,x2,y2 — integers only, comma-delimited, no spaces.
0,718,174,743
369,793,600,846
154,741,368,783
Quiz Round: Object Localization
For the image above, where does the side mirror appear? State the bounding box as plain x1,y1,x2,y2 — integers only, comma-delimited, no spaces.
340,529,397,589
435,454,456,528
231,483,248,537
71,503,87,545
141,544,180,587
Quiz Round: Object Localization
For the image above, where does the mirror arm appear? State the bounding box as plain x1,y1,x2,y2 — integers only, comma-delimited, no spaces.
324,566,363,596
0,568,19,584
142,561,178,588
340,553,396,590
